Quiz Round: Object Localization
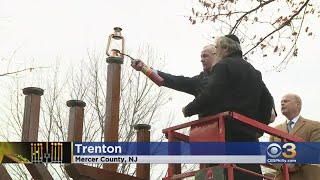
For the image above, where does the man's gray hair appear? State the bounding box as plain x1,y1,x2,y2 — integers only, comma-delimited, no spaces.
292,93,302,111
202,44,216,53
217,36,242,55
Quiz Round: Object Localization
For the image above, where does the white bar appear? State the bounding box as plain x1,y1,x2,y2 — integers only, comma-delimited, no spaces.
73,155,266,164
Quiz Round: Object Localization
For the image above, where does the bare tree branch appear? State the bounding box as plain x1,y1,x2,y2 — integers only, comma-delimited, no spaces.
243,0,310,56
230,0,275,34
0,67,50,77
189,0,317,68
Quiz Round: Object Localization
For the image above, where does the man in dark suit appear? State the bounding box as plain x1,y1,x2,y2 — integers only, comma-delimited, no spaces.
183,35,273,180
183,35,271,140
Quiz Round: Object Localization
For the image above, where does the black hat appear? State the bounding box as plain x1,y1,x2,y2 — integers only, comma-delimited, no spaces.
225,34,240,44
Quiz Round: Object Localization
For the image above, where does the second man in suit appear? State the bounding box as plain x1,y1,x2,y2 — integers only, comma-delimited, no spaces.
270,93,320,180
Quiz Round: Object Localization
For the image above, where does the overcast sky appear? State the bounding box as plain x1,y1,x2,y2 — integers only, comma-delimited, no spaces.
1,0,320,132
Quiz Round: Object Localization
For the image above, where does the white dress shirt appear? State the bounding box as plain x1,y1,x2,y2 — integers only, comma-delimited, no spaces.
287,115,300,130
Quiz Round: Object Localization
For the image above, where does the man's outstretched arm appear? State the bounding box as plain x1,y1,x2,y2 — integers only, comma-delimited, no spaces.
131,59,199,95
157,70,200,96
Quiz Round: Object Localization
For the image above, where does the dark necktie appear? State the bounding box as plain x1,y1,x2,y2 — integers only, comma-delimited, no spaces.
287,121,294,132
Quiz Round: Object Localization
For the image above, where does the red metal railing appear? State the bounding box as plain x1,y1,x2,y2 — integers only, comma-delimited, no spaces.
162,111,305,180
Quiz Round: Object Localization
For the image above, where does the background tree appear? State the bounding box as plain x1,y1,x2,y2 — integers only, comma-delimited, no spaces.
189,0,320,70
0,44,172,179
0,48,48,77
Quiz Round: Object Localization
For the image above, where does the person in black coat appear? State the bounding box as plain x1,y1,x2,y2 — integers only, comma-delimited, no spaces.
182,35,273,180
131,44,217,118
182,35,272,141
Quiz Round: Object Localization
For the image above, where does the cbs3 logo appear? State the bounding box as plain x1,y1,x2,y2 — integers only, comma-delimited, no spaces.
267,143,297,158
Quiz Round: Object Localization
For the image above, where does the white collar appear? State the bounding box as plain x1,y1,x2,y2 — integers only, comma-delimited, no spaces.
287,115,300,125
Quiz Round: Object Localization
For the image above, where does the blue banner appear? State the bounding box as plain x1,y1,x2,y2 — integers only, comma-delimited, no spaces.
73,142,320,164
73,142,265,155
5,142,318,164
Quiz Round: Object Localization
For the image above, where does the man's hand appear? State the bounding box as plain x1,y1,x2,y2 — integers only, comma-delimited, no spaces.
269,108,276,123
182,107,187,117
131,59,145,71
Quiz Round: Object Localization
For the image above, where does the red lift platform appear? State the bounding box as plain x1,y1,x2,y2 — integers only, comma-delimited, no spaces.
162,111,305,180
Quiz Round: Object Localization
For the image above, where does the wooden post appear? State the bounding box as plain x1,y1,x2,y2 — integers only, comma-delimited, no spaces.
104,63,121,172
0,165,12,180
134,124,151,180
21,87,43,142
21,87,53,180
66,100,86,142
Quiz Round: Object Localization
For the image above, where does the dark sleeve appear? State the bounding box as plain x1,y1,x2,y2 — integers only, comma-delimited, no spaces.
157,70,200,96
262,80,275,116
255,70,275,123
184,63,230,117
271,96,277,116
